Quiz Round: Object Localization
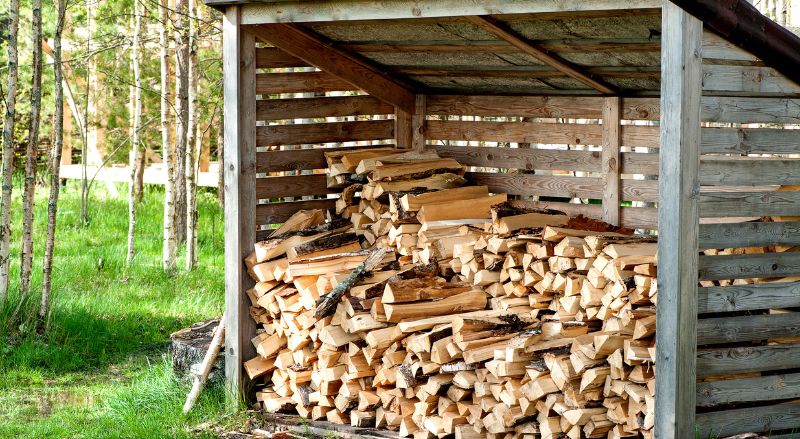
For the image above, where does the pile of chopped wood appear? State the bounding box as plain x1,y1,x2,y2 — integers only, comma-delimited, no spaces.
242,148,660,438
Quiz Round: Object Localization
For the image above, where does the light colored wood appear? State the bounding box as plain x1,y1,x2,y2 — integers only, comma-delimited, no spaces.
257,120,394,146
696,372,800,407
697,343,800,377
702,64,800,97
238,1,662,24
223,7,257,406
249,24,416,113
257,95,394,121
400,186,489,212
601,97,621,226
698,281,800,313
184,314,226,413
697,313,800,344
698,252,800,281
655,5,702,438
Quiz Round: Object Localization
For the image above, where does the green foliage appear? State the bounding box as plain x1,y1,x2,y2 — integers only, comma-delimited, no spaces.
0,182,231,438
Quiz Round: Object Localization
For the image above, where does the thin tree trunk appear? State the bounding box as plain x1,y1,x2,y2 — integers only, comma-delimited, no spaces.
185,0,199,270
127,0,143,265
135,147,145,202
41,0,67,330
161,0,177,271
174,0,189,247
0,0,21,303
19,0,43,299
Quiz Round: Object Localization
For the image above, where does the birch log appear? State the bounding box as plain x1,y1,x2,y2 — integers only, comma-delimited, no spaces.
161,0,177,271
127,0,143,265
185,0,199,270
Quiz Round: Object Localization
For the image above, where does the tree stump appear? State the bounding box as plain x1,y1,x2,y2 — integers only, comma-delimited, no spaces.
170,319,225,385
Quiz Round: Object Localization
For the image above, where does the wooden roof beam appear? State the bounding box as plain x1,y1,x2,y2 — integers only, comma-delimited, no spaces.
248,24,417,113
466,15,619,95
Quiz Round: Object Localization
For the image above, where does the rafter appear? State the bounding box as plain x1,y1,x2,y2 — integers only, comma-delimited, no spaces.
248,24,417,113
466,15,619,95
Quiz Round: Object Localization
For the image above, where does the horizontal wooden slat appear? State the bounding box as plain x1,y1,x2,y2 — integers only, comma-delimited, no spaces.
426,120,603,145
256,174,333,199
697,372,800,407
699,191,800,218
701,157,800,186
425,95,660,120
508,200,658,229
701,96,800,124
619,125,660,148
698,252,800,281
701,127,800,154
697,343,800,377
698,281,800,314
258,120,394,146
256,198,337,226
702,64,800,97
343,38,660,54
695,402,800,438
697,312,800,344
699,221,800,249
256,47,309,68
466,172,601,199
256,145,393,172
620,152,659,174
257,96,394,120
702,32,759,63
434,145,601,172
256,72,355,94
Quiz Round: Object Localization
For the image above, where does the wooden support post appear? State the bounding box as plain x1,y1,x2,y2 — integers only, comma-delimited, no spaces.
601,97,621,226
395,107,412,150
412,95,426,152
223,5,257,407
655,3,702,438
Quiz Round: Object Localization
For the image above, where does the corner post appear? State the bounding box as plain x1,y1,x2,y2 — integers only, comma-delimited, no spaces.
655,2,702,437
395,94,426,151
223,5,257,406
601,96,621,226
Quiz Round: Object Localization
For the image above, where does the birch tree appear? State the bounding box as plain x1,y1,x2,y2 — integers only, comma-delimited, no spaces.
185,0,199,269
174,0,190,247
20,0,44,297
41,0,67,329
0,0,21,303
127,0,143,265
162,0,177,271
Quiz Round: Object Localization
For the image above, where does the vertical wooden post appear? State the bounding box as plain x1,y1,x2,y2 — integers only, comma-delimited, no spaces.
412,95,426,152
655,3,702,438
394,106,412,150
223,5,257,407
601,97,621,226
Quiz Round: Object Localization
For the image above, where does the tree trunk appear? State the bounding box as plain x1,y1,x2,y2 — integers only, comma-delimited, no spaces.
185,0,199,270
19,0,43,299
135,146,145,202
127,0,143,266
0,0,21,303
174,0,189,247
41,0,67,330
161,0,177,271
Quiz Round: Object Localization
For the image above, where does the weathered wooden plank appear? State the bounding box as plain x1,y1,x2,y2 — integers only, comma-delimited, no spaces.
698,312,800,345
697,372,800,407
698,281,800,313
702,31,759,63
255,47,309,68
250,24,416,113
239,1,662,24
656,5,702,438
256,199,337,226
695,402,800,438
256,174,333,199
394,106,412,150
257,96,394,120
256,144,392,172
602,100,621,226
257,120,394,146
620,125,660,148
426,95,660,120
700,96,800,124
223,7,257,405
699,221,800,249
411,95,426,151
697,343,800,377
699,191,800,218
702,64,800,96
256,72,355,94
701,157,800,186
344,38,660,54
701,127,800,154
509,199,658,229
465,172,601,199
620,152,659,175
434,145,601,172
698,252,800,281
426,120,603,145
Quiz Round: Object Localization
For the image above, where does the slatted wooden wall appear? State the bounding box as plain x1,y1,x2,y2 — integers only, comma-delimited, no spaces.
693,32,800,438
254,46,397,239
425,95,661,229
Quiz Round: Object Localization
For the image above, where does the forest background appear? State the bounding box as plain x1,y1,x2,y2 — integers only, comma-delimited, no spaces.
0,0,798,438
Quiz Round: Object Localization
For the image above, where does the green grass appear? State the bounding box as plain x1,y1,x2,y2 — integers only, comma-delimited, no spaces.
0,180,237,438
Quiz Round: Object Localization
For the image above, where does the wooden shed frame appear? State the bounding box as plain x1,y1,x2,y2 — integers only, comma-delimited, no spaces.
212,1,800,437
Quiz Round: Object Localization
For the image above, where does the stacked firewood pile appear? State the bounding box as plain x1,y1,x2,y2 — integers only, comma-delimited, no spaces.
242,148,660,438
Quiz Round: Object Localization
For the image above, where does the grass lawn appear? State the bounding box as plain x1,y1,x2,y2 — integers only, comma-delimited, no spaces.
0,180,238,438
